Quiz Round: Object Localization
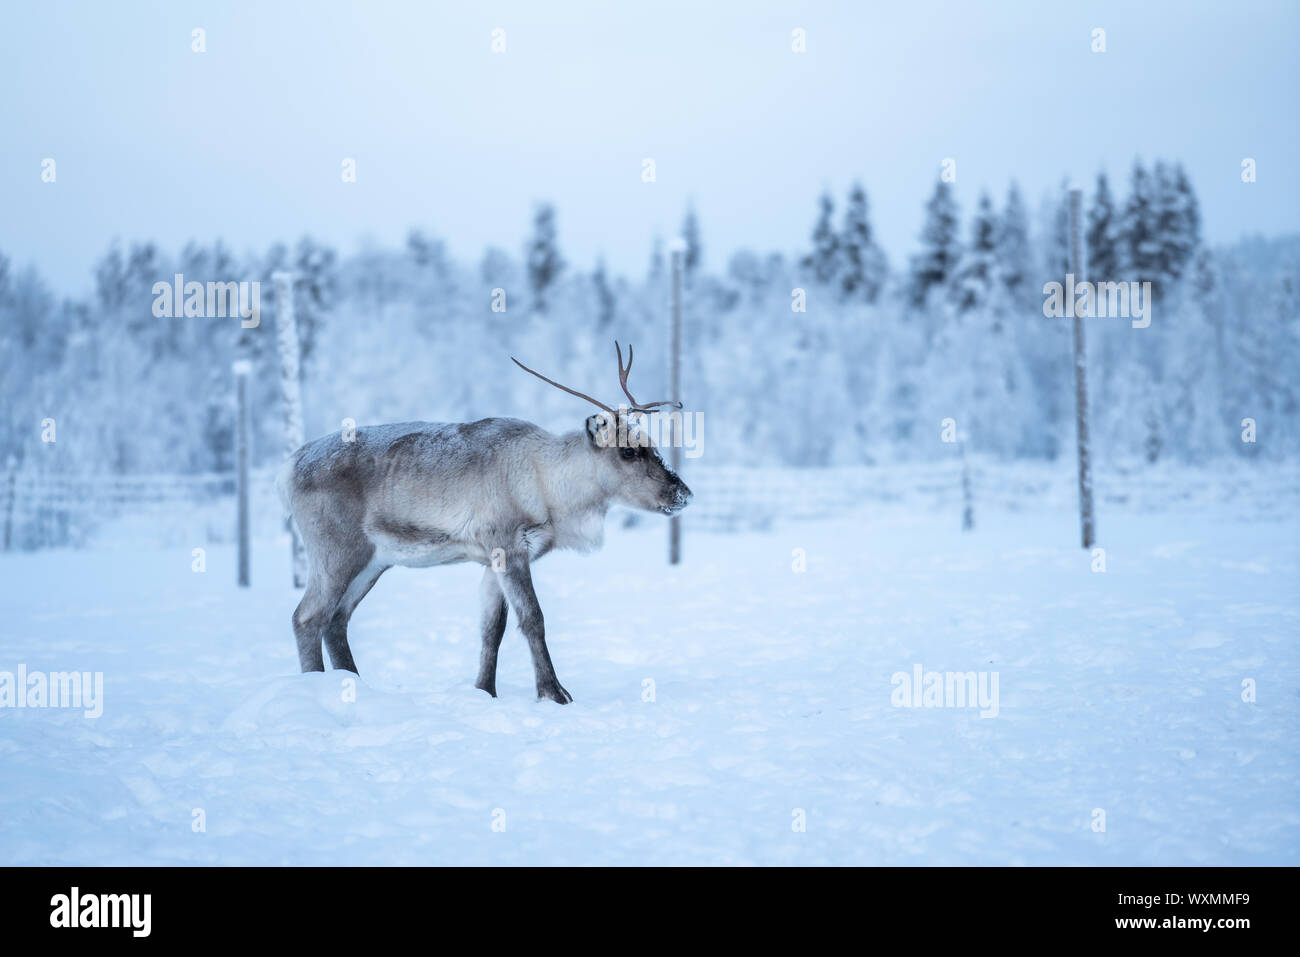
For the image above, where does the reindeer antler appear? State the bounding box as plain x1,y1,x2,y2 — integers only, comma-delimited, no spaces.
615,341,681,413
511,341,682,418
510,357,618,418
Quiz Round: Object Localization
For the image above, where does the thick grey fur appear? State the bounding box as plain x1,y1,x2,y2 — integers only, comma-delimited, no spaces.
276,414,691,704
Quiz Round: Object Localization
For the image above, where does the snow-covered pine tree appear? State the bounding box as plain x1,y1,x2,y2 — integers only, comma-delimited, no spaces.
1152,162,1184,290
293,237,336,370
1174,163,1202,251
93,241,128,313
953,191,998,313
1150,161,1201,289
1122,159,1160,283
908,180,961,308
680,205,702,283
802,191,840,285
995,182,1033,306
1115,162,1173,462
839,182,887,303
406,229,437,269
1086,171,1120,282
526,203,565,312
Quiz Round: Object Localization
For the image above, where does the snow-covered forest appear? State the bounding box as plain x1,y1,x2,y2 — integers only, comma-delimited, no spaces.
2,159,1296,480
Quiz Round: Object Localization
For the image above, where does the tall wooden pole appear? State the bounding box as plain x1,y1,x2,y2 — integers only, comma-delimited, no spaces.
959,440,974,532
3,456,17,552
1069,188,1096,549
234,359,252,587
668,240,684,565
273,271,308,587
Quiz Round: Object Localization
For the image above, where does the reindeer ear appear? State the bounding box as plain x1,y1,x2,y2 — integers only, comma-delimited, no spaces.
586,413,613,448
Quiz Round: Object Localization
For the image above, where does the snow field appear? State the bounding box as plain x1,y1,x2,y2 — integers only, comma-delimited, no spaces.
0,500,1296,865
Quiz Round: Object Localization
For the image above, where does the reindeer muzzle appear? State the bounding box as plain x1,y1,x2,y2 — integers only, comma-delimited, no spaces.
662,479,693,515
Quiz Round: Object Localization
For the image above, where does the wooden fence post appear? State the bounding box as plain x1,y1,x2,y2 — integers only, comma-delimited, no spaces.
959,440,974,532
668,238,685,565
234,359,252,587
1069,187,1097,549
3,456,16,552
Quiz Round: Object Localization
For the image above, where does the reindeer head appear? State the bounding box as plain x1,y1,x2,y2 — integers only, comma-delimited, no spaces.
512,341,693,516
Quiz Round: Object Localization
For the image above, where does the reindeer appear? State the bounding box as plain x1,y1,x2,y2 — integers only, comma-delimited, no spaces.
276,342,691,704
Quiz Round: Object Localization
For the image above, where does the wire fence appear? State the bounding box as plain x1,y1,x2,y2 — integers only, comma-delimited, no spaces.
2,468,282,551
681,457,1297,530
2,458,1295,552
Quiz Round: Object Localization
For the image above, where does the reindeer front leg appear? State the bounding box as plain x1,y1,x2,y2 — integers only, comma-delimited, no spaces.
496,550,572,704
475,566,508,697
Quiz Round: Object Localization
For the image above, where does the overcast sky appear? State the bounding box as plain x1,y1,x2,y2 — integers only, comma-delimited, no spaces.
2,0,1297,296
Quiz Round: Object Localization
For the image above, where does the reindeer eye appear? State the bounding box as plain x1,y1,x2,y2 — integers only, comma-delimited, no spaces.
619,446,638,461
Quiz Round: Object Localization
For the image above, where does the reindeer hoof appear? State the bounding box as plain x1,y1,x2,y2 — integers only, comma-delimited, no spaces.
537,681,573,705
475,681,497,698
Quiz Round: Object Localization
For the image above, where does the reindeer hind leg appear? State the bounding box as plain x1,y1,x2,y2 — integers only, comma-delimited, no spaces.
323,557,387,674
292,577,336,673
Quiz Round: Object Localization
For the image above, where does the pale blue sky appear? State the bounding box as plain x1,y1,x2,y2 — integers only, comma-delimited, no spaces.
2,0,1297,295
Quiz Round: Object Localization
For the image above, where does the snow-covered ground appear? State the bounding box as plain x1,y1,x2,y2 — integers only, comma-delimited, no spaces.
1,495,1297,865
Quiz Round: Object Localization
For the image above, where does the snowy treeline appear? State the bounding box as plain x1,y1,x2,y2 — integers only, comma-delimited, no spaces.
1,158,1296,475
